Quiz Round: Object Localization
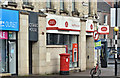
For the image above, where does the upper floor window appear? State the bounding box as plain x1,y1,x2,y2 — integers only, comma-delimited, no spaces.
72,0,75,12
88,0,91,16
23,0,32,5
46,0,51,9
104,15,108,25
60,0,64,11
22,0,34,10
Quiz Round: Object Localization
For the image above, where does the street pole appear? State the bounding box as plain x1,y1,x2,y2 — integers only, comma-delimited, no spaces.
115,0,118,76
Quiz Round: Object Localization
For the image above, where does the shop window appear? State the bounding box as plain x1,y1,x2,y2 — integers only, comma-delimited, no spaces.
0,39,8,72
47,33,78,45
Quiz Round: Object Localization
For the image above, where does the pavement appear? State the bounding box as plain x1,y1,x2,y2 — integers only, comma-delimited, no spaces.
69,64,120,77
1,64,120,78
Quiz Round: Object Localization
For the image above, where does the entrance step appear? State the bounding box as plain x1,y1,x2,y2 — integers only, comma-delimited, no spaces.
0,73,11,76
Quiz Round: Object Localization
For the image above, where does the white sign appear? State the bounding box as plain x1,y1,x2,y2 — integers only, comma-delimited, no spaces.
46,14,80,31
110,8,116,27
98,25,109,34
86,20,94,32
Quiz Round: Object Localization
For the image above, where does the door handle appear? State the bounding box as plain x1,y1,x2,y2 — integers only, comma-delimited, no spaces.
9,54,12,62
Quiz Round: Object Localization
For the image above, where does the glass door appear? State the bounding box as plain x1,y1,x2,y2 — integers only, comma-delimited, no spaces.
9,41,16,74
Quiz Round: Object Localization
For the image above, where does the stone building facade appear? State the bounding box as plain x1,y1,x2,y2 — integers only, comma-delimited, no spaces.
0,0,98,76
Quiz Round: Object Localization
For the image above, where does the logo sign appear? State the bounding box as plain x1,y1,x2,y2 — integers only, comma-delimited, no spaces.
98,25,109,34
95,40,101,50
86,20,94,32
93,30,99,41
90,24,93,30
46,14,80,32
0,9,19,31
48,19,56,26
65,21,68,27
0,31,8,39
29,12,38,41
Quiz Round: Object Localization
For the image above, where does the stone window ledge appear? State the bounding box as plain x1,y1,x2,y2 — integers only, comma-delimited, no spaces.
60,9,69,15
46,45,66,48
46,8,56,13
1,2,17,8
22,4,34,10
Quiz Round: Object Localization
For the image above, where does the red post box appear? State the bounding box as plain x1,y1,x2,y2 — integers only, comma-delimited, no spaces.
59,53,70,75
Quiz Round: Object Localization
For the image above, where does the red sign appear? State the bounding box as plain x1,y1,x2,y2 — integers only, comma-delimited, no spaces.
90,24,93,30
101,27,107,31
0,31,8,39
65,21,68,27
72,43,78,62
98,25,109,34
48,19,56,26
93,30,99,41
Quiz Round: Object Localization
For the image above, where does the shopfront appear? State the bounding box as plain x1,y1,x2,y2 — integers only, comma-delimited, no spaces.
0,9,19,74
46,14,80,68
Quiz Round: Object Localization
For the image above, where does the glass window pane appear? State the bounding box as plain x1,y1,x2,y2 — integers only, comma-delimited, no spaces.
47,33,54,45
0,39,8,72
60,0,64,10
46,0,51,9
63,34,69,45
54,34,63,45
72,0,75,11
9,32,16,40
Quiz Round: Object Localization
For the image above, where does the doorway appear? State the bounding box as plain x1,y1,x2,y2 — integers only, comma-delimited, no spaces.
8,41,16,74
29,41,32,74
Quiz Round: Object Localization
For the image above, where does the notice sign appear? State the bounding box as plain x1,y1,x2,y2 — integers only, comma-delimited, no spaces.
95,40,101,50
29,12,38,41
98,25,109,34
0,31,8,39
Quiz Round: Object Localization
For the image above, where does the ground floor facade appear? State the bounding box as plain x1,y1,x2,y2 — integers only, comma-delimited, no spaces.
0,8,98,76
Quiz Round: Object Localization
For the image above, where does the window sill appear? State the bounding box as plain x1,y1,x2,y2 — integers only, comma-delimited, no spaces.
72,11,80,17
60,9,69,15
22,4,34,10
46,8,56,13
46,45,66,48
